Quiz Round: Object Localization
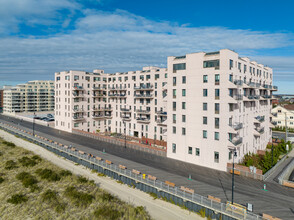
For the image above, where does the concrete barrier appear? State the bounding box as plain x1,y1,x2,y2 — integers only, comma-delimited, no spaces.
132,169,141,175
105,160,112,165
208,195,221,203
282,180,294,188
165,181,175,187
119,164,126,170
262,213,281,220
148,175,157,181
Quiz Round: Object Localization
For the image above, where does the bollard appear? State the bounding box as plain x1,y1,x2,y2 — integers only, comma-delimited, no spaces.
188,174,192,180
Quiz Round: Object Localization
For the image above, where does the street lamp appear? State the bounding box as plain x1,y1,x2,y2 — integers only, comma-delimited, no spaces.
231,148,237,204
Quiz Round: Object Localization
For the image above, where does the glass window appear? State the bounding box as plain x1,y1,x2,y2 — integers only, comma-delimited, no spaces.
188,146,192,154
215,74,220,84
203,75,208,83
203,130,207,139
229,151,232,160
173,126,176,134
172,143,176,153
203,89,208,97
214,152,219,163
173,89,176,98
203,103,207,111
215,103,220,114
182,128,186,135
229,59,233,70
182,76,186,84
215,118,220,129
173,102,176,111
182,115,186,122
204,60,220,69
173,77,177,86
173,114,176,123
229,74,233,82
215,132,219,140
196,148,200,156
182,89,186,97
173,63,186,72
203,117,207,125
155,74,159,79
182,102,186,109
215,89,220,99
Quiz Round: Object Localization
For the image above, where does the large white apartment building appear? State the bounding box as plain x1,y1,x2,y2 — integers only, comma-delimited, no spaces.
3,81,54,114
271,105,294,129
55,49,277,171
55,67,168,141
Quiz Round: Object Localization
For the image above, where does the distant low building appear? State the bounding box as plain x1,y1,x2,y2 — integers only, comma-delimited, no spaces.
271,104,294,129
0,89,3,113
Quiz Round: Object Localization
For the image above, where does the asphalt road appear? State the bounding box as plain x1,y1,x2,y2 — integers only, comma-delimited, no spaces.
272,131,294,141
1,115,294,219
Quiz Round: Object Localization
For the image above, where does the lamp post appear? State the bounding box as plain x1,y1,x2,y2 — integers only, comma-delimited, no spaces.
231,148,237,204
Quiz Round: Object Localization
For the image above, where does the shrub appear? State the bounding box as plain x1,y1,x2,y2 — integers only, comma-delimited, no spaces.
59,170,72,177
64,186,94,207
16,172,38,188
31,155,42,161
198,208,206,217
36,169,61,181
7,194,28,204
0,177,4,184
101,192,114,202
93,206,121,219
77,176,88,183
0,152,3,156
18,156,37,167
148,192,157,200
134,206,146,215
3,141,16,148
42,189,57,202
97,173,106,177
5,160,18,170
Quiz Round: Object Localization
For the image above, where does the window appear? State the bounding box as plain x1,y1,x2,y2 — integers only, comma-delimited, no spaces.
229,59,233,70
155,74,159,80
215,118,219,129
182,89,186,97
215,132,219,140
203,89,208,97
173,63,186,72
203,103,207,111
182,102,186,109
173,126,176,134
182,115,186,122
188,146,192,154
203,130,207,139
203,60,220,69
182,128,186,135
173,102,176,111
278,110,281,113
172,143,176,153
203,117,207,125
203,75,208,83
165,73,168,78
244,64,247,73
214,152,219,163
173,89,176,98
215,89,220,99
196,148,200,156
215,74,220,85
173,114,176,123
74,123,79,127
182,76,186,84
229,74,233,82
173,77,177,86
229,151,232,160
215,103,220,114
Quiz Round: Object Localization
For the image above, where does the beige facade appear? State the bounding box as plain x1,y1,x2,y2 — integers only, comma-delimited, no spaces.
167,49,276,171
55,49,277,171
3,81,54,114
271,105,294,129
55,67,168,140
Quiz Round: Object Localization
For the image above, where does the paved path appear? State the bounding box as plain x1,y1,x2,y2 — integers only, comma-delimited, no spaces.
1,115,294,219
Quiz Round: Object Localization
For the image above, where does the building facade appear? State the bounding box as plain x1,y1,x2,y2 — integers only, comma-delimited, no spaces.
55,49,277,171
3,81,55,114
272,105,294,129
0,89,3,113
55,67,168,141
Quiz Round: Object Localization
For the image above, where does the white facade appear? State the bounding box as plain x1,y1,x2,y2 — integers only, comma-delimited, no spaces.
55,67,168,140
55,49,276,171
272,105,294,129
3,81,54,114
166,49,276,171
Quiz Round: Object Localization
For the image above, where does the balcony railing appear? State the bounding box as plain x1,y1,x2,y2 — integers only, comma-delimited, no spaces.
256,116,265,122
262,95,272,99
136,118,150,123
136,109,150,113
92,86,106,91
229,137,243,146
255,127,265,134
234,80,243,86
134,85,153,90
73,86,83,90
230,123,243,130
134,94,153,98
156,111,167,116
73,108,84,112
121,116,131,121
121,108,131,112
72,116,84,120
254,95,260,100
92,114,105,119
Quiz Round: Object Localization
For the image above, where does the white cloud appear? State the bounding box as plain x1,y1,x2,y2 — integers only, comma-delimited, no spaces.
0,7,293,87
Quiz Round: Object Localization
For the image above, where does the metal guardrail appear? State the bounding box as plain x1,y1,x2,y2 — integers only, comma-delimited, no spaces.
0,122,264,220
277,158,294,184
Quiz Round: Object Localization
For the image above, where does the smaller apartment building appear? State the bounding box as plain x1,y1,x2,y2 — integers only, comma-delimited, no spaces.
55,67,168,141
3,81,54,114
0,89,3,113
272,105,294,129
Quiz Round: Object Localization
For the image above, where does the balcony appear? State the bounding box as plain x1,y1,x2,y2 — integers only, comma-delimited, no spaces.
230,122,243,130
136,109,150,114
272,86,278,91
73,86,83,90
136,118,150,123
255,127,265,134
262,95,272,99
156,119,167,126
255,116,265,123
92,86,106,91
105,113,112,119
121,108,131,112
234,80,243,86
156,111,167,116
72,108,84,113
72,115,84,120
254,95,260,100
92,114,105,119
104,107,112,111
134,94,153,99
92,93,105,97
272,121,277,125
134,85,153,90
92,107,104,112
229,137,243,146
109,87,127,91
118,94,127,98
121,116,131,121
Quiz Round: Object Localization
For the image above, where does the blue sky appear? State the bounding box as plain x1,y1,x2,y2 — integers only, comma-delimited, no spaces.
0,0,293,93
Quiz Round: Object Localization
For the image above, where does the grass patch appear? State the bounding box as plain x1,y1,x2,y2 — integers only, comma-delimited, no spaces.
2,141,16,148
16,172,38,191
7,194,28,204
41,189,66,213
0,176,4,184
5,160,18,170
36,168,61,181
93,206,121,219
18,156,40,167
77,176,88,183
59,170,72,177
64,186,94,207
